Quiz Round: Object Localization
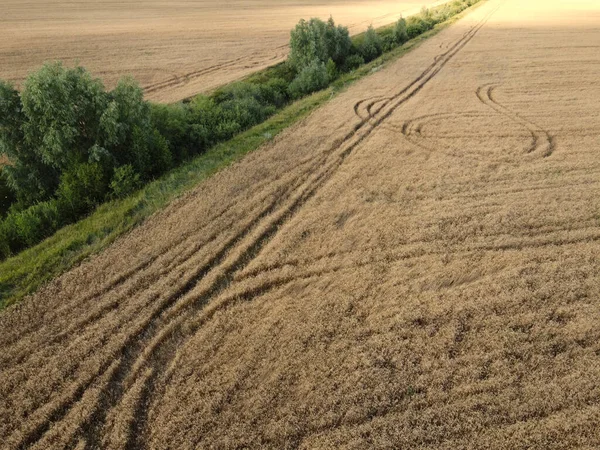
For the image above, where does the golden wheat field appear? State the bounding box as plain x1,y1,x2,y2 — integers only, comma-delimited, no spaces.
2,0,600,448
0,0,443,103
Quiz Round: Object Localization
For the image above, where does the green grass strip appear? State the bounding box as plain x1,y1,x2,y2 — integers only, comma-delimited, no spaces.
0,0,484,309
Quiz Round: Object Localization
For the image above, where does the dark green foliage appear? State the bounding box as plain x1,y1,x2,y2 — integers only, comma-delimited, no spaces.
150,103,192,163
288,59,330,99
0,63,171,257
0,172,15,216
215,82,278,130
359,25,384,62
380,34,396,53
342,54,365,72
154,79,288,164
323,17,353,67
245,62,296,86
110,164,141,199
20,63,107,172
258,78,289,108
0,200,60,256
326,58,338,81
56,162,107,220
0,80,60,205
99,77,172,179
393,17,409,44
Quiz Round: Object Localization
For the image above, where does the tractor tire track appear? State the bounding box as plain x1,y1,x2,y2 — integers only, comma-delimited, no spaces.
116,4,504,448
476,83,555,156
388,110,533,158
0,140,327,371
144,45,288,95
11,148,332,449
353,15,492,122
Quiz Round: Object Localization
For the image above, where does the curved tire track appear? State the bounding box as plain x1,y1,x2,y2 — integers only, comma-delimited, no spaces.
476,83,555,157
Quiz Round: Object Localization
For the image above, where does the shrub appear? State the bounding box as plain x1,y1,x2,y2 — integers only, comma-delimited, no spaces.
420,6,435,27
128,126,172,181
1,200,61,254
110,164,141,199
0,171,15,216
360,25,383,63
288,59,330,99
217,84,277,130
406,16,430,39
150,103,193,163
326,58,338,81
186,96,224,147
342,54,365,72
258,78,289,108
380,35,395,53
56,162,107,220
393,17,409,44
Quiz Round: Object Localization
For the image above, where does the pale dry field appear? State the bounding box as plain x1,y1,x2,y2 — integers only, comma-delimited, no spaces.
0,0,443,103
2,0,600,448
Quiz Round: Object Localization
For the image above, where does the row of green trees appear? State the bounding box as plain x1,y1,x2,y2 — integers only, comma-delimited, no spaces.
0,66,290,257
0,0,478,259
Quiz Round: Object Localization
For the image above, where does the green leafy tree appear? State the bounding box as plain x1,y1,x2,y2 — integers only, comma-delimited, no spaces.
288,59,330,99
324,17,353,67
0,63,176,258
99,77,171,179
0,80,60,205
20,63,108,172
360,25,383,62
1,200,60,253
289,19,328,71
393,17,409,44
110,164,141,198
289,17,352,72
56,162,107,220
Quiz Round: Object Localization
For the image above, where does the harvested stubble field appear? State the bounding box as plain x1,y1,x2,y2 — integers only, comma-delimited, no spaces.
2,0,600,448
0,0,443,103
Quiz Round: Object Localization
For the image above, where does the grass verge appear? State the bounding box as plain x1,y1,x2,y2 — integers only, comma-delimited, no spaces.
0,0,485,309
